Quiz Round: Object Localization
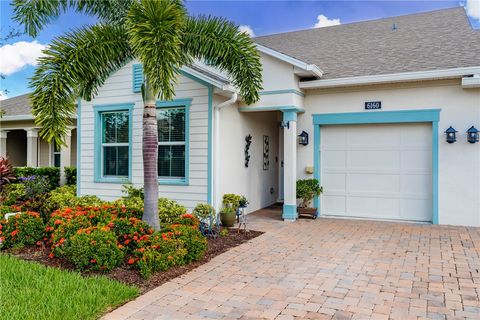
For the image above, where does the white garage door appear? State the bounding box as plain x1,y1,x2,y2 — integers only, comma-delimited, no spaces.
320,123,432,222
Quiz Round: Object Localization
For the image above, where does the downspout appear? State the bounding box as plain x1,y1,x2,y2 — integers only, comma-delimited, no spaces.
214,90,238,212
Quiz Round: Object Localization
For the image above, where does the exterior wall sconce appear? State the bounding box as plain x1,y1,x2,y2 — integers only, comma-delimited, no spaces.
298,131,309,146
279,121,289,129
445,126,457,144
467,126,479,144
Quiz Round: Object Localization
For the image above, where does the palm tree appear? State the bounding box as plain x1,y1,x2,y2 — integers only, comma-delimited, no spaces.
12,0,262,230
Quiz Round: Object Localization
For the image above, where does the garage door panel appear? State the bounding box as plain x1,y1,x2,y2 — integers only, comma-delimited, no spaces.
348,173,400,193
349,150,400,170
321,123,432,222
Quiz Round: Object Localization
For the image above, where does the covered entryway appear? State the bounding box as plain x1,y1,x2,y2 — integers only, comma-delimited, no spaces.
321,123,432,222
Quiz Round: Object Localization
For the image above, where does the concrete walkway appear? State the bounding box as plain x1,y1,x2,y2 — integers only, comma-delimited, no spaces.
104,207,480,320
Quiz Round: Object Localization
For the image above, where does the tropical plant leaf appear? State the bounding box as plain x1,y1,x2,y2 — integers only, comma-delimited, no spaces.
30,24,132,145
182,15,263,104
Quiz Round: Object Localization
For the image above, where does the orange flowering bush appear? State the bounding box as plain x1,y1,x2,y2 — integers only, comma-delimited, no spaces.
0,211,44,249
62,227,124,272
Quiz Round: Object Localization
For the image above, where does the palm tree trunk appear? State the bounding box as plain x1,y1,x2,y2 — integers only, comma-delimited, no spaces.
142,79,160,230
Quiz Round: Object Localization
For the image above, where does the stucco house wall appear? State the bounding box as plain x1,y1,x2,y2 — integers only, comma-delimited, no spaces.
297,80,480,226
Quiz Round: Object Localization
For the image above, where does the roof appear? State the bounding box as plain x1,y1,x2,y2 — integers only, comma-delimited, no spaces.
0,93,32,117
254,7,480,79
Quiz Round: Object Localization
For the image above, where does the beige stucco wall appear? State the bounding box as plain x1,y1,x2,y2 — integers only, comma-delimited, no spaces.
297,79,480,226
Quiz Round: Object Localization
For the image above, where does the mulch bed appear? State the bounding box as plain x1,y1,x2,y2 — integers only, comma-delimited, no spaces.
8,228,263,293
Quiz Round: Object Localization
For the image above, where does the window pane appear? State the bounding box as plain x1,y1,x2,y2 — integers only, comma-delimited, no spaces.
157,108,185,142
102,112,129,143
103,146,129,177
158,145,185,178
54,154,61,168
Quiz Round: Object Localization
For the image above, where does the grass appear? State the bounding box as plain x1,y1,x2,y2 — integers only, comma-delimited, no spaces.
0,254,139,320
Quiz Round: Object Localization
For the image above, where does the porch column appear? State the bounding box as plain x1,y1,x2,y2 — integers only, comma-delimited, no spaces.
0,130,8,157
26,128,39,167
59,129,73,185
282,111,297,221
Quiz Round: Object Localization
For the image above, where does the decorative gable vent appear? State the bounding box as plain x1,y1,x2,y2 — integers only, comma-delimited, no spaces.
132,64,143,93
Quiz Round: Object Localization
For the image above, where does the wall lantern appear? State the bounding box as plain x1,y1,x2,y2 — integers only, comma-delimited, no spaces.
298,131,309,146
444,126,457,144
467,126,479,144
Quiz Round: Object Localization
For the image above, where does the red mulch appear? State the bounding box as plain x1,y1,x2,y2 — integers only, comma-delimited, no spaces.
8,228,263,293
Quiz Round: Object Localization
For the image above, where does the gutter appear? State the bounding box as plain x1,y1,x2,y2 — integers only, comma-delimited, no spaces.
213,90,238,212
299,66,480,89
462,74,480,88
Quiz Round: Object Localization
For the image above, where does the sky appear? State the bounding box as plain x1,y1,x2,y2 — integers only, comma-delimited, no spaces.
1,0,479,99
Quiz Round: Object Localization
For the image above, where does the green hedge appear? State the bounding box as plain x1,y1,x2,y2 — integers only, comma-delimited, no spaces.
14,167,60,190
64,167,77,186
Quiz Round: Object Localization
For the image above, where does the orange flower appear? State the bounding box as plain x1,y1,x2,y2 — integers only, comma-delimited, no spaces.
137,247,145,253
124,239,130,245
48,252,55,259
127,258,135,265
90,259,97,263
54,219,62,225
10,230,18,237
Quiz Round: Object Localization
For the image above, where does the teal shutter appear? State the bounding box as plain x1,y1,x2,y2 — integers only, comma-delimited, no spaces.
132,64,143,93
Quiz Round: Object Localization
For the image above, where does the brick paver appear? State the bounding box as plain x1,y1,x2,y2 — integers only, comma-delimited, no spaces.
104,207,480,320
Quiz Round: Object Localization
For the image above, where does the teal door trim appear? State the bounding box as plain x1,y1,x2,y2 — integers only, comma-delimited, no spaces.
312,109,441,224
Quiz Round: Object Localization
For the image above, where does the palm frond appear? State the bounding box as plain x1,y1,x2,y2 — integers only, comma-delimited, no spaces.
30,24,132,145
12,0,133,37
126,0,187,100
182,16,263,104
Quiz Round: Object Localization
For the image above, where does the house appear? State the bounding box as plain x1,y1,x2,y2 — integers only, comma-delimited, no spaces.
0,93,77,176
77,7,480,226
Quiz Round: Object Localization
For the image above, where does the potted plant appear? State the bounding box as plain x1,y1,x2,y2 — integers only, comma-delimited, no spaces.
296,178,323,219
238,195,249,208
220,194,241,227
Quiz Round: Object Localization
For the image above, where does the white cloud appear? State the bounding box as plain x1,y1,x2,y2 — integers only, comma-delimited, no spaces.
239,25,255,37
0,41,47,76
313,14,341,28
465,0,480,20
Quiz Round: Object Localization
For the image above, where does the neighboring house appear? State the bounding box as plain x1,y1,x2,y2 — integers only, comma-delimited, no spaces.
0,94,77,173
78,8,480,226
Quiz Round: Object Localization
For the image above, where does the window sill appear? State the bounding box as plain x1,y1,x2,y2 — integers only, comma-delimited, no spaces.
158,179,189,186
94,177,130,184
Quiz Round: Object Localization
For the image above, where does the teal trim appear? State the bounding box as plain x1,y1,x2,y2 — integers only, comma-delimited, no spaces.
283,110,297,122
156,98,192,108
76,98,81,196
313,109,441,125
239,105,305,113
93,103,134,184
282,204,297,220
259,89,305,97
132,64,143,93
156,98,191,185
207,85,213,204
180,69,210,88
312,109,441,224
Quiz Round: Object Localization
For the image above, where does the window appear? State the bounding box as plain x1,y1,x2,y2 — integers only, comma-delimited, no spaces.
101,111,129,178
52,141,61,167
157,107,186,181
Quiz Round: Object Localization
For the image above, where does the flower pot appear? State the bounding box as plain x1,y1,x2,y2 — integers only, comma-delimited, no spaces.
297,207,317,219
220,211,236,227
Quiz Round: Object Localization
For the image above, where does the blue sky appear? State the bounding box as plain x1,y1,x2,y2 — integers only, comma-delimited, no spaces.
1,0,479,98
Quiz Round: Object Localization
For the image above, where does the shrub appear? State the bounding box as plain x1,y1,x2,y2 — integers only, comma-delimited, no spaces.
64,167,77,186
158,198,186,224
113,197,143,219
296,179,323,208
122,184,144,200
192,203,215,220
0,156,15,191
0,183,26,206
14,167,60,190
0,212,45,249
62,227,124,272
133,232,186,279
170,224,207,264
110,217,153,253
222,194,241,210
43,185,104,215
18,175,50,200
173,213,200,227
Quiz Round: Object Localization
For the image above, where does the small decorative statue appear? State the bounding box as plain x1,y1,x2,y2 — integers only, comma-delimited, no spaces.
244,134,252,167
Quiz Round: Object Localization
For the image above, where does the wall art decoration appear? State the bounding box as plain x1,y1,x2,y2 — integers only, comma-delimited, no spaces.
244,134,252,167
263,135,270,170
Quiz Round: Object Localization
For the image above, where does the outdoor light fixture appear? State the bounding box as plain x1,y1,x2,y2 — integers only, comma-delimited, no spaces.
298,131,309,146
444,126,457,144
467,126,479,144
279,121,289,129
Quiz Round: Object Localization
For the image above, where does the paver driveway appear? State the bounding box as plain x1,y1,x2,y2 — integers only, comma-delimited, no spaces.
104,207,480,320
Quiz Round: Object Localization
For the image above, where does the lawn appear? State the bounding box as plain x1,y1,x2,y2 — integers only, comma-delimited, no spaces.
0,254,139,320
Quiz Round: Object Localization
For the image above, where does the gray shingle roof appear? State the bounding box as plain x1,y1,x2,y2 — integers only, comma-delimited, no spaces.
0,93,32,116
255,7,480,79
